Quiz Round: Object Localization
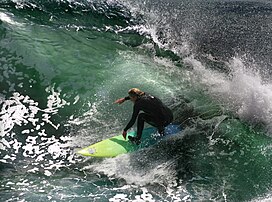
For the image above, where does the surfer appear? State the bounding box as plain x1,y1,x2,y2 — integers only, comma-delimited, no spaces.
114,88,173,145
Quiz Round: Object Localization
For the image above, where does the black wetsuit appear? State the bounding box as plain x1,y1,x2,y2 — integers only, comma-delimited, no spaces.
124,93,173,140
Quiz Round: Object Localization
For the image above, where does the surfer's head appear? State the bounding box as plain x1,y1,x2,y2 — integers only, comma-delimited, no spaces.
128,88,144,102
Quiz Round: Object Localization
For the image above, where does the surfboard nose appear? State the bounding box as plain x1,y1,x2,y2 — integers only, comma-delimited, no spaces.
77,147,96,156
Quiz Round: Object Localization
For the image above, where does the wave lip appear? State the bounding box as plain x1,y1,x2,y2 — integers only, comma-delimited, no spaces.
184,55,272,133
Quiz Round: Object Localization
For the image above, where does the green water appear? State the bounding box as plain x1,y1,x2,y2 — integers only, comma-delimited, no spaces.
1,0,272,201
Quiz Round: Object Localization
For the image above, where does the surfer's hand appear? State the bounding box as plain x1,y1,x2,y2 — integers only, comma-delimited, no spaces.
122,131,127,140
114,98,125,104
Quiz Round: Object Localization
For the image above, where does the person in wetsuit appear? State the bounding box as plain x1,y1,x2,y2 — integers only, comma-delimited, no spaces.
114,88,173,145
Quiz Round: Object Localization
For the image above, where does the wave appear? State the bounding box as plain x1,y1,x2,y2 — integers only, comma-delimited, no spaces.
2,0,272,63
0,0,140,31
184,55,272,134
1,0,272,201
116,0,272,134
1,0,271,163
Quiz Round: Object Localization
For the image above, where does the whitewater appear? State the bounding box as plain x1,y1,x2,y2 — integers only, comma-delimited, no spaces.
1,0,272,201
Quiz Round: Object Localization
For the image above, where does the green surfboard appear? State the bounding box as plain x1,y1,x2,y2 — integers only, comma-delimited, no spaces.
77,124,181,158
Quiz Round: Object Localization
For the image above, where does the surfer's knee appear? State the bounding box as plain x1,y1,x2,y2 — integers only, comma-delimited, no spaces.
138,113,146,121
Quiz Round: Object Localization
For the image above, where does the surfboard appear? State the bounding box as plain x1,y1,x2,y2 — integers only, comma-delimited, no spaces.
77,124,182,158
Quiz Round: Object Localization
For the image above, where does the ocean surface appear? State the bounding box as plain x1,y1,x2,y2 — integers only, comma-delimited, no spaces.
1,0,272,201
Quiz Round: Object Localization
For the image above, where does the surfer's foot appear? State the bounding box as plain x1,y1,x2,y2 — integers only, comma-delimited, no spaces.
128,136,141,145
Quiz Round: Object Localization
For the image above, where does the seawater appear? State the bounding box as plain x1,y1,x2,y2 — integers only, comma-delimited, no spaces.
1,0,272,201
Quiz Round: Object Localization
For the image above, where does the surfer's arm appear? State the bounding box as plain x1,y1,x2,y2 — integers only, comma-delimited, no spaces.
124,104,140,131
114,96,130,104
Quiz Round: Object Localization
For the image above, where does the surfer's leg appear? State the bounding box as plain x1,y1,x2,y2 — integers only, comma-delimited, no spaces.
136,113,149,140
157,118,173,136
136,113,156,138
128,113,154,145
157,125,165,136
141,114,166,136
158,109,174,136
128,113,149,145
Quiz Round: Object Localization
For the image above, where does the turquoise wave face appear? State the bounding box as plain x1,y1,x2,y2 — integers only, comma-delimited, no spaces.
1,0,272,201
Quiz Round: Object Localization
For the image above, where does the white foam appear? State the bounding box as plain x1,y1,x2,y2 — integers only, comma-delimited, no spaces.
0,12,19,26
45,86,69,113
68,101,102,126
133,188,156,202
184,56,272,134
109,194,129,202
87,153,192,201
250,192,272,202
73,95,80,104
84,152,177,186
44,170,52,176
0,86,76,172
